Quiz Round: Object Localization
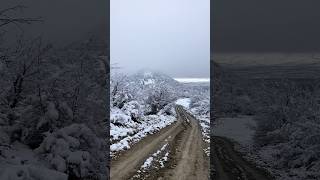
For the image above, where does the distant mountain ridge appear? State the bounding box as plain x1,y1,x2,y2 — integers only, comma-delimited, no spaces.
128,69,180,88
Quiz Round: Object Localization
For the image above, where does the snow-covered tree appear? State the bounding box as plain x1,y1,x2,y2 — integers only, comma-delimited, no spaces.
145,85,175,115
0,31,108,179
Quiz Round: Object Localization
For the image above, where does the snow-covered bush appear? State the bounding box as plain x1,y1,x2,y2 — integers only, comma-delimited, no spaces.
158,103,176,116
0,165,68,180
190,98,209,116
110,107,131,126
110,70,201,157
35,124,107,180
215,62,320,179
145,86,175,115
0,30,108,178
252,79,320,179
121,101,143,122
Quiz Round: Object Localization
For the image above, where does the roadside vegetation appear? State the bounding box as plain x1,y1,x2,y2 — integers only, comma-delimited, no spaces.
214,61,320,179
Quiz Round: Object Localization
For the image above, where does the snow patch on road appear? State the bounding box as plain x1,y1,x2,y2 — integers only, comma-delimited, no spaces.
141,157,154,169
159,152,169,168
140,143,169,170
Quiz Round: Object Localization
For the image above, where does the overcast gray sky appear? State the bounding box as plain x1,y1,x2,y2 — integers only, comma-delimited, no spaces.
213,0,320,52
111,0,210,78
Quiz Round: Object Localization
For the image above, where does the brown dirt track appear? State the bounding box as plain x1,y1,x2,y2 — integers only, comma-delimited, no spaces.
110,106,209,180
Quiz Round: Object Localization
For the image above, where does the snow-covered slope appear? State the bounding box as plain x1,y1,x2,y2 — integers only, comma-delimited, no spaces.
110,70,180,157
110,70,210,158
128,70,181,89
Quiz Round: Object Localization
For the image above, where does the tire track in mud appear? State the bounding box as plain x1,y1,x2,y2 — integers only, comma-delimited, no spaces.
110,106,209,180
159,106,209,180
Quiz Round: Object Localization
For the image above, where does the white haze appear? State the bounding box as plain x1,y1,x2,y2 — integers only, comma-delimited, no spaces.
111,0,210,78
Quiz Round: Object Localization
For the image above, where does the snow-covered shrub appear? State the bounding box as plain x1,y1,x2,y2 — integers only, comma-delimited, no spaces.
252,79,320,179
110,73,133,109
0,30,108,178
35,124,107,180
190,98,209,116
145,86,175,115
110,107,132,126
121,101,143,122
158,103,176,116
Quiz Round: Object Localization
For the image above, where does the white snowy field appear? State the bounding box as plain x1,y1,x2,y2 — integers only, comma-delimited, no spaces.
174,78,210,83
110,104,176,156
175,98,191,109
110,114,176,155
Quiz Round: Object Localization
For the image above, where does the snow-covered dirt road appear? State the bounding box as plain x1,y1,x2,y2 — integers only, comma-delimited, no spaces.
110,105,209,180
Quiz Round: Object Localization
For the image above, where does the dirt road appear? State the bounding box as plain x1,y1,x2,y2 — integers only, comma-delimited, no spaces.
211,136,274,180
110,105,209,180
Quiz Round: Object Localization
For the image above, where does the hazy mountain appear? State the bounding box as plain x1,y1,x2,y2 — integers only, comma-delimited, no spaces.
128,69,181,89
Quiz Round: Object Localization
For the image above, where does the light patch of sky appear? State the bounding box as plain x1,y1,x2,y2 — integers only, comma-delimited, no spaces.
111,0,210,78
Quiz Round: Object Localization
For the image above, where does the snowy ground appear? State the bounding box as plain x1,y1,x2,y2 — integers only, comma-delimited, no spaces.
175,98,191,109
110,106,176,156
110,115,175,155
0,123,107,180
197,116,210,143
0,142,68,180
174,78,210,83
130,137,171,180
110,96,210,159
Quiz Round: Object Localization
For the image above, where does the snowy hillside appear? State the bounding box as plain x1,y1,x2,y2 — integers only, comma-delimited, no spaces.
111,70,177,157
0,38,108,180
131,70,180,87
110,70,210,157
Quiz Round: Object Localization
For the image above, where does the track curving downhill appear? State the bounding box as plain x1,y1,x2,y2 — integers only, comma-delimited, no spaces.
110,105,209,180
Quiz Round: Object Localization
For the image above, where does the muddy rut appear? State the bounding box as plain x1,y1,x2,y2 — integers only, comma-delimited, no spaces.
110,106,209,180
